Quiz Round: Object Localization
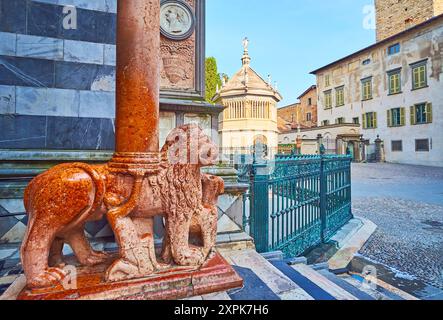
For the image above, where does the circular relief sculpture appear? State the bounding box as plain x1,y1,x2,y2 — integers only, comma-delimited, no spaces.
160,0,195,41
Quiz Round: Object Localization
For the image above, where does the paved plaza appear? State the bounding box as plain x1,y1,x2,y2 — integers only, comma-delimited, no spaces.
352,163,443,291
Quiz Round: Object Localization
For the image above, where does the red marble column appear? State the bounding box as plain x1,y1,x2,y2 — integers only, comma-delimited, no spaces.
110,0,161,171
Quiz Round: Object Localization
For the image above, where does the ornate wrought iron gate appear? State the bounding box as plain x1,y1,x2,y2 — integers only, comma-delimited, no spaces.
241,155,352,257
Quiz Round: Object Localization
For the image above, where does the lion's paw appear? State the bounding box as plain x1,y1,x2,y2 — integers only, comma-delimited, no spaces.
175,248,205,267
28,267,68,289
105,258,154,283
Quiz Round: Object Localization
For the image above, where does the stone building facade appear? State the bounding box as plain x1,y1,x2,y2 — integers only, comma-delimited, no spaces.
277,85,318,133
312,15,443,167
213,39,282,159
375,0,443,41
278,103,300,127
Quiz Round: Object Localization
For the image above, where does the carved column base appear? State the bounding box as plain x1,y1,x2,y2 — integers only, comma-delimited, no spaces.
108,152,161,174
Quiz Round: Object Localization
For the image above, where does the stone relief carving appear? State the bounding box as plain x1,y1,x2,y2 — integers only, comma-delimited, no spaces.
160,0,195,40
161,41,194,86
160,0,196,90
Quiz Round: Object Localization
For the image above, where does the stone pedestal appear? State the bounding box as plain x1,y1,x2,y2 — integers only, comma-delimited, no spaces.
16,252,242,300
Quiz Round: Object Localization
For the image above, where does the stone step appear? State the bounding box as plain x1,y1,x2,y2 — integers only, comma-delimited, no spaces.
220,249,314,300
269,261,336,300
338,274,398,300
290,263,359,300
317,269,375,300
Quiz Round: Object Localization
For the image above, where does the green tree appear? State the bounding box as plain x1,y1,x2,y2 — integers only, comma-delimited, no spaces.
205,57,222,103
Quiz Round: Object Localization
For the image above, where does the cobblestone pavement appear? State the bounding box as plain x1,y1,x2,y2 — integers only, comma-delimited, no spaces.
352,163,443,290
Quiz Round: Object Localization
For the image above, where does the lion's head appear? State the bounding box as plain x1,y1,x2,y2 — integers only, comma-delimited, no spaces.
161,124,218,167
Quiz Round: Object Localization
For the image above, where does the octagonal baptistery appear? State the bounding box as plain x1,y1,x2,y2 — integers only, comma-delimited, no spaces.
213,40,282,160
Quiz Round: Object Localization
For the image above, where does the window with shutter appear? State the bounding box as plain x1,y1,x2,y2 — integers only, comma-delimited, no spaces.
335,86,345,107
413,103,430,125
411,60,428,90
324,91,332,109
362,112,376,129
388,108,403,127
426,103,433,123
361,77,372,101
388,69,402,95
400,107,406,126
410,106,416,125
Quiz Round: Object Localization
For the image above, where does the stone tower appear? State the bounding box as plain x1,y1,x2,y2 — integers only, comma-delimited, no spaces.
375,0,443,41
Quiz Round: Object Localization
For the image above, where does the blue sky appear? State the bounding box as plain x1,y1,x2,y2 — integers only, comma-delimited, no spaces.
206,0,376,106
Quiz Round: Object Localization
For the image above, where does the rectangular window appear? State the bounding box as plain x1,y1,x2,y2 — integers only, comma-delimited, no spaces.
361,77,372,100
387,107,405,127
388,69,402,95
391,140,403,152
411,60,427,90
411,103,432,125
325,75,330,87
321,120,330,126
335,117,345,124
388,43,400,55
308,98,312,106
362,112,377,129
335,86,345,107
324,90,332,109
415,139,430,152
353,117,360,124
306,112,312,121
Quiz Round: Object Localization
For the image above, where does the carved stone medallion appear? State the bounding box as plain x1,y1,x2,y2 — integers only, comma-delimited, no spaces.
160,0,195,41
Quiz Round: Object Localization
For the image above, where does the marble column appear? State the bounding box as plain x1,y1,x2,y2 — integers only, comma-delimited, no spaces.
110,0,161,171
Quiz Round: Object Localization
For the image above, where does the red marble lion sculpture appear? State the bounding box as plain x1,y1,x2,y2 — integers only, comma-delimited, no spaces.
21,125,223,289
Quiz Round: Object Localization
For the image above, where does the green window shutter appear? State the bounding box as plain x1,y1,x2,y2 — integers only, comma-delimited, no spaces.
400,107,406,126
373,112,377,128
413,69,418,89
426,103,433,123
387,109,392,127
410,106,416,125
362,113,367,129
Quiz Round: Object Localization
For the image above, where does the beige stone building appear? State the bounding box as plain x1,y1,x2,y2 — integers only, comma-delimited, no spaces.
376,0,443,41
279,3,443,167
213,39,282,158
312,15,443,166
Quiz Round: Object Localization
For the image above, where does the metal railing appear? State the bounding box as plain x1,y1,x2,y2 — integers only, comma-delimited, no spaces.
241,154,353,257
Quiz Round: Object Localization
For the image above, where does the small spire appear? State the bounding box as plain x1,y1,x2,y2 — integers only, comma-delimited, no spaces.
242,37,251,66
267,74,272,86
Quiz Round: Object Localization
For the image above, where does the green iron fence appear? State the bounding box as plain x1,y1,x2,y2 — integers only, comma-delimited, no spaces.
241,154,353,258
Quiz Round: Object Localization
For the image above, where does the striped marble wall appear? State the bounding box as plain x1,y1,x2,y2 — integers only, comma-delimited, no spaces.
0,0,117,150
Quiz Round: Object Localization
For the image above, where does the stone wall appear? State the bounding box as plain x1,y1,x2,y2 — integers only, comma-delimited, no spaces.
277,87,317,129
375,0,443,41
278,103,299,124
0,0,117,150
297,87,318,128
